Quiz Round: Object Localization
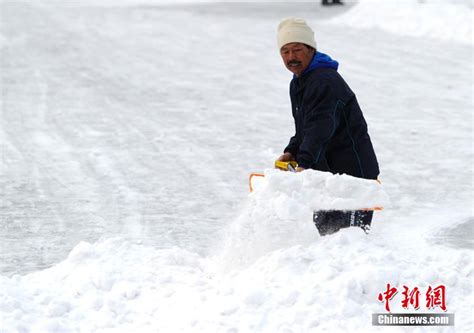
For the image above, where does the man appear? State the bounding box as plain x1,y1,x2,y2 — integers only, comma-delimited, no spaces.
276,17,380,235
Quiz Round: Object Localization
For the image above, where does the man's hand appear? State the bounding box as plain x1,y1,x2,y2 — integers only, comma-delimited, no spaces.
277,152,294,162
296,167,305,172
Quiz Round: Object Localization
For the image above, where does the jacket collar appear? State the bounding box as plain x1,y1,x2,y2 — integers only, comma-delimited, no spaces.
293,51,339,80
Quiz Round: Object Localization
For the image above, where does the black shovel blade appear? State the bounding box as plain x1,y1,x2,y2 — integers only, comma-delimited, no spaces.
313,210,373,236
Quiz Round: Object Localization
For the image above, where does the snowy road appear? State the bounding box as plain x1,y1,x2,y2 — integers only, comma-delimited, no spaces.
0,1,472,332
1,1,358,274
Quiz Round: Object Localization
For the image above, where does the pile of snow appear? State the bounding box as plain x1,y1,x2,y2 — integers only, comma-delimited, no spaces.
251,169,389,212
1,234,472,332
329,0,473,45
1,175,471,332
218,169,388,269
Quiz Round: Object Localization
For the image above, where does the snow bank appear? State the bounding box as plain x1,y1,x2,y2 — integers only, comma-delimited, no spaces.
330,0,473,45
1,235,472,332
1,177,471,332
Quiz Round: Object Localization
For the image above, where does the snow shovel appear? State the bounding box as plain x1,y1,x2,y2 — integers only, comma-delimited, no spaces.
248,161,383,235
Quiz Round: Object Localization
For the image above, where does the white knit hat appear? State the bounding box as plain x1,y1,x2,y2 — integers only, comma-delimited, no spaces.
277,17,317,50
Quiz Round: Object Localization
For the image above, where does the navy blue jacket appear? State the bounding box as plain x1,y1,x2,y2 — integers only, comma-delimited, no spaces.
284,52,379,180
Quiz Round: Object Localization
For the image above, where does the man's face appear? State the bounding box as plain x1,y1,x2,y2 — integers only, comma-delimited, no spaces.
280,42,315,77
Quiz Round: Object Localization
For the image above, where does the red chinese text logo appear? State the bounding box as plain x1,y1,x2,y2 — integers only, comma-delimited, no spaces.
377,284,447,312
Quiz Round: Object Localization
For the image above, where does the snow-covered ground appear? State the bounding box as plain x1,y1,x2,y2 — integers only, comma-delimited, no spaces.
0,0,472,332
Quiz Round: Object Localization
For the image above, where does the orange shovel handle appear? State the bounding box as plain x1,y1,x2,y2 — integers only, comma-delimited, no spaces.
249,173,265,192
